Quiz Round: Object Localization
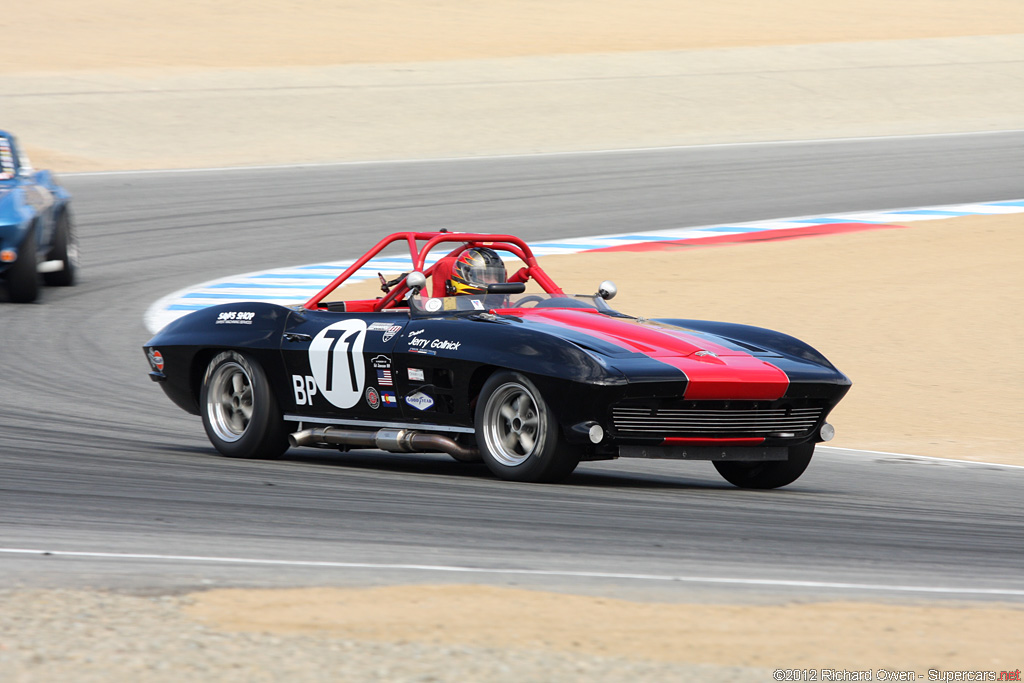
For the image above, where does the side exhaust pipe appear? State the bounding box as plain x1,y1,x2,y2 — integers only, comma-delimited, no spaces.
289,426,478,461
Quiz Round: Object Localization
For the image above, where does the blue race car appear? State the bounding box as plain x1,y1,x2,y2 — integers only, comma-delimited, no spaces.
0,130,77,303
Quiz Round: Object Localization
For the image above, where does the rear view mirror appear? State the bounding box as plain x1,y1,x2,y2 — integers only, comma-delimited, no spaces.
597,281,617,300
405,271,427,292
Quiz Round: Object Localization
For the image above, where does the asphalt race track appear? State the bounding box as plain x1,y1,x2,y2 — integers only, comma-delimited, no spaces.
2,132,1023,601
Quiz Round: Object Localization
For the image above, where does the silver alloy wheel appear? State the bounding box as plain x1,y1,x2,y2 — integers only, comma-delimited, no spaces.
205,360,254,443
481,381,545,467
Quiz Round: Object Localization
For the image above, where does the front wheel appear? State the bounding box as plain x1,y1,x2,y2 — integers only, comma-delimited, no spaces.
475,371,580,483
6,229,39,303
713,443,815,489
200,351,289,459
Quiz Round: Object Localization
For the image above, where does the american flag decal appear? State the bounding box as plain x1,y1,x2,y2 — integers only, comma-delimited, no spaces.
376,368,393,386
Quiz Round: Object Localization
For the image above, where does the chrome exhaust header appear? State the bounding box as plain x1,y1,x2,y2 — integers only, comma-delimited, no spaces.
288,426,478,461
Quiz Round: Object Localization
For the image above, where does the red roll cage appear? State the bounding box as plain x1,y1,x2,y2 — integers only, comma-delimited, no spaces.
303,232,565,311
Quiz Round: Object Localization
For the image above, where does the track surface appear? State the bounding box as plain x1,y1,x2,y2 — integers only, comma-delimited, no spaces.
2,132,1023,600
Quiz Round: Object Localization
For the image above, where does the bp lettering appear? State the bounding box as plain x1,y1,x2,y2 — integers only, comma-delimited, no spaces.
292,375,318,406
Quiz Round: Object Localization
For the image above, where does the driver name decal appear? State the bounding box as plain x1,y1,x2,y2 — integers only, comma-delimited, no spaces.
308,319,367,409
409,337,461,351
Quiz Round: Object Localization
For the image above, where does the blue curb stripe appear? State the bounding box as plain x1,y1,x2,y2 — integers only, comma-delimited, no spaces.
207,282,329,289
181,292,311,300
250,273,340,280
600,235,692,241
790,218,887,224
693,226,772,233
892,210,977,216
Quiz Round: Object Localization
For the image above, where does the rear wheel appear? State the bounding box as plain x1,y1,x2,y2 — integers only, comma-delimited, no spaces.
43,211,78,287
713,443,815,489
6,228,39,303
200,351,289,459
475,371,580,483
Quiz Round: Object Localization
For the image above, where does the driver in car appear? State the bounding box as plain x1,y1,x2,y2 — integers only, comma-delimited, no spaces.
446,247,508,295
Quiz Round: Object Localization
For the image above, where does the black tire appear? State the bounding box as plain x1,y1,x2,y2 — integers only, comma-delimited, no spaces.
43,210,78,287
713,443,815,489
6,228,39,303
474,371,580,483
199,351,289,459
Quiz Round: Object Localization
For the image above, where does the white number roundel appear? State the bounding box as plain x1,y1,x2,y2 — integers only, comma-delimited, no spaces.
308,320,367,409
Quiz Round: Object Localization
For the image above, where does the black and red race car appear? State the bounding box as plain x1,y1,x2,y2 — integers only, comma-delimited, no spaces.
144,232,850,488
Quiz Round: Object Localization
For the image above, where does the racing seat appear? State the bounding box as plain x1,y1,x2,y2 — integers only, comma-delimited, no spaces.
430,256,457,298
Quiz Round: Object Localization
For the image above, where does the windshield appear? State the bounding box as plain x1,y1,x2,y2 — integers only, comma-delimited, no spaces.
408,291,622,317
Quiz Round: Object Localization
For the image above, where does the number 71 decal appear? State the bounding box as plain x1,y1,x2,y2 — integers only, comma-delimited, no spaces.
308,320,367,409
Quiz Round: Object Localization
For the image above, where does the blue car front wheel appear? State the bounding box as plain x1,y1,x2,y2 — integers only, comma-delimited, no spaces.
6,227,39,303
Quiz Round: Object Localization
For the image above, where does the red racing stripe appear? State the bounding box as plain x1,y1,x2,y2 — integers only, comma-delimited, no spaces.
655,353,789,400
515,308,790,400
590,222,906,253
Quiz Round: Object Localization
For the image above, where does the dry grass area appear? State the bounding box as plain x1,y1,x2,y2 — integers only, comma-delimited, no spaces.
187,584,1024,672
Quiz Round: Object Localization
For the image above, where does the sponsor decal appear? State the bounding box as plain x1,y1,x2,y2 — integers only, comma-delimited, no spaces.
216,310,256,325
424,298,442,312
365,386,381,410
367,322,391,331
308,319,367,409
381,391,397,407
371,354,393,386
409,337,462,351
408,348,436,355
405,392,434,411
148,349,165,372
291,374,318,406
407,368,425,382
471,299,485,310
382,324,402,343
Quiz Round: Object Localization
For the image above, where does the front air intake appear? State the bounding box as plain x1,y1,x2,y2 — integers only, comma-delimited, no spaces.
611,402,824,438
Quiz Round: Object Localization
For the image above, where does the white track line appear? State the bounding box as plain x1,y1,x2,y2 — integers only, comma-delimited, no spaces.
65,129,1024,177
819,447,1024,470
2,548,1022,597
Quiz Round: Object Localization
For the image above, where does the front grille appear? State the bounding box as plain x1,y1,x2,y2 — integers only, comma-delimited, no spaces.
611,404,823,437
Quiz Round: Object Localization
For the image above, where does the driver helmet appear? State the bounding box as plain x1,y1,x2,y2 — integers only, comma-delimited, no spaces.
447,247,507,295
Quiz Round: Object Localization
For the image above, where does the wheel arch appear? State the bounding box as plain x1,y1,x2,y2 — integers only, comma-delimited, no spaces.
466,363,499,414
466,363,603,446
